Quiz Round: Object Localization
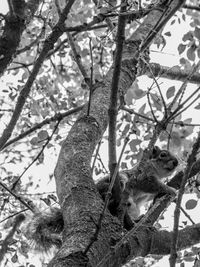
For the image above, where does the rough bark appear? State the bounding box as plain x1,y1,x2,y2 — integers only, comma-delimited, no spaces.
146,63,200,84
50,1,189,267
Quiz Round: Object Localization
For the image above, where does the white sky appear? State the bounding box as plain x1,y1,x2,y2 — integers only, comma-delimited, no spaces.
0,0,8,14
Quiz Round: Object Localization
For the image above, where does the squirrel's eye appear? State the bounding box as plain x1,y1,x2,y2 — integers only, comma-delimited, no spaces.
160,151,167,158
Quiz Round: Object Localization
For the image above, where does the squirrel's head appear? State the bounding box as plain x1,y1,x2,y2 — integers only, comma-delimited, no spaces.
149,146,178,179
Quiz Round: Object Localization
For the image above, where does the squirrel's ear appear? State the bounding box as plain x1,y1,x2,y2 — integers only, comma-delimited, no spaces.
151,146,160,158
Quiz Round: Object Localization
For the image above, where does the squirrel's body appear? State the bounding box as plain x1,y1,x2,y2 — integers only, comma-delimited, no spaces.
24,146,178,250
119,146,178,220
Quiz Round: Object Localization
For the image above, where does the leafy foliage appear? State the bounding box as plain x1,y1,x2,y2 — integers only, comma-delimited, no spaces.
1,0,200,266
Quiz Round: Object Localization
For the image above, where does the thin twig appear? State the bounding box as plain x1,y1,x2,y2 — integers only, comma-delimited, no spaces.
180,206,195,225
67,32,90,86
2,105,84,151
169,86,200,120
171,93,200,121
170,131,200,267
143,58,167,114
168,62,200,112
0,181,34,212
11,120,61,190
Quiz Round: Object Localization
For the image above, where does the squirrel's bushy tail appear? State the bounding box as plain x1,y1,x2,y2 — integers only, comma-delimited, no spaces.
25,208,64,251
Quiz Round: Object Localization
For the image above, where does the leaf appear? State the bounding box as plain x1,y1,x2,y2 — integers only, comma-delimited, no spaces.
180,125,194,138
48,194,57,202
38,151,44,164
125,81,145,103
30,137,39,146
178,44,186,55
11,253,18,263
182,31,194,42
171,131,181,147
41,197,51,206
125,88,134,105
171,19,175,25
185,199,198,210
164,31,171,37
187,46,196,61
133,88,145,99
150,93,162,111
121,124,130,137
129,139,141,152
183,118,192,124
194,26,200,40
38,130,49,140
121,162,128,170
138,103,146,114
197,48,200,58
166,86,175,99
195,103,200,109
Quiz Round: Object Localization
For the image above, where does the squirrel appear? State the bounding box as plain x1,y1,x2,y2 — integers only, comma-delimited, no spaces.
24,146,178,251
116,146,178,223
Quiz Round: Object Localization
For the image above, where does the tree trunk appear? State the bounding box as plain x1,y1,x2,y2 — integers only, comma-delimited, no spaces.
49,1,187,266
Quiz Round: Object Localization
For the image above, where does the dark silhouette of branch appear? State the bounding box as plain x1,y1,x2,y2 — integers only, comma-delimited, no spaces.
67,32,90,86
0,0,76,150
2,105,84,151
108,0,126,176
0,180,34,211
84,1,127,254
183,4,200,11
0,0,41,75
122,106,200,127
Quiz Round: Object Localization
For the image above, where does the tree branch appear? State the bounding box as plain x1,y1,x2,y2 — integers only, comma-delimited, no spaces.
146,63,200,84
2,105,83,150
50,1,187,266
0,0,76,150
0,0,41,75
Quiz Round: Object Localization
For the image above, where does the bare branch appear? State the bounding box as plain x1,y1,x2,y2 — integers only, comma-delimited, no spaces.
183,4,200,11
67,32,90,86
11,120,61,190
2,105,83,150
